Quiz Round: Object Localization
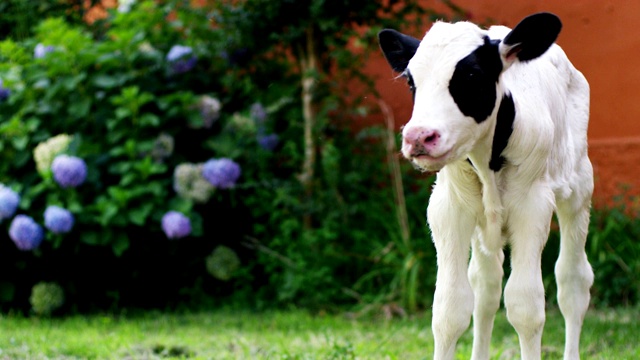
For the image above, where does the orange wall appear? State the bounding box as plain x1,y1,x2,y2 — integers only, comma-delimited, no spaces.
369,0,640,204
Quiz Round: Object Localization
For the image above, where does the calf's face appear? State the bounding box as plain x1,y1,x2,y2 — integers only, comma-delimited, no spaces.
378,13,561,171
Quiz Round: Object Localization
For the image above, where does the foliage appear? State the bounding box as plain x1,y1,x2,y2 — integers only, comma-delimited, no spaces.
0,0,465,313
0,0,637,315
205,0,467,311
0,0,100,41
0,0,291,312
584,192,640,306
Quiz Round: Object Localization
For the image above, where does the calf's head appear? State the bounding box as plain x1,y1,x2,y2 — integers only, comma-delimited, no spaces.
378,13,561,171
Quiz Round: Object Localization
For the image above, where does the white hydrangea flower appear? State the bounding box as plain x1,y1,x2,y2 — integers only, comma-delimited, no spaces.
118,0,136,13
196,95,222,129
173,163,215,203
33,134,73,175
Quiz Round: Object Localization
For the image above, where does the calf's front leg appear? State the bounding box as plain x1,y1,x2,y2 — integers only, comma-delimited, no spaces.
468,236,504,360
428,180,476,360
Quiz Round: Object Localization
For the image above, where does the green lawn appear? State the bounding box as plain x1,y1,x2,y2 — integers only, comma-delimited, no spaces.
0,307,638,359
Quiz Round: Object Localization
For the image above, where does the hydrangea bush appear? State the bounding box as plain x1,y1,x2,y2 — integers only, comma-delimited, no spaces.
0,0,462,313
0,1,291,311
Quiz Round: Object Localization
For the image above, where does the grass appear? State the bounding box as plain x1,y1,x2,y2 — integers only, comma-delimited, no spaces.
0,307,638,359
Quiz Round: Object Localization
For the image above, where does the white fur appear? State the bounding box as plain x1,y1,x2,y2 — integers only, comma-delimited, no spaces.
404,21,593,360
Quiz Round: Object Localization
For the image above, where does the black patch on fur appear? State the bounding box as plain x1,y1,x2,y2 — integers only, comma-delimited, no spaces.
404,69,416,102
448,37,503,123
378,29,421,73
489,94,515,171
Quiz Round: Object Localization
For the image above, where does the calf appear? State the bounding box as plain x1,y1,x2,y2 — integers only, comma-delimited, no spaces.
378,13,593,360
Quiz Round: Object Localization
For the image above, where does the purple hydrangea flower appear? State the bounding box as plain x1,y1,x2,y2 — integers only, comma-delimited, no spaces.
257,133,279,151
171,57,197,74
161,211,192,239
51,155,87,188
166,45,193,61
44,205,74,234
0,184,20,221
0,79,10,102
166,45,197,74
9,215,44,251
34,44,55,59
202,158,241,189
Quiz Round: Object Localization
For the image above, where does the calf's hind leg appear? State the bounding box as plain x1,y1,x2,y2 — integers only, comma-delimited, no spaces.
503,183,555,360
555,190,594,360
468,236,505,360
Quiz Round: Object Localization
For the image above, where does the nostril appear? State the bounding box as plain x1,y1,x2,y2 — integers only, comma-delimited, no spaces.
403,126,441,154
423,131,440,145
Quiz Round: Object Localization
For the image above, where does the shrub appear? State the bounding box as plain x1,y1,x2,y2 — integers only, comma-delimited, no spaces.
0,0,277,311
585,194,640,306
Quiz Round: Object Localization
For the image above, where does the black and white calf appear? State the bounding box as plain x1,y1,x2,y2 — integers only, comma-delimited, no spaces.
378,13,593,360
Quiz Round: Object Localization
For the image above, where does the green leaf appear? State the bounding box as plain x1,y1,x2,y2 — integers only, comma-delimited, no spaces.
68,97,91,119
93,74,127,89
11,136,28,150
137,92,154,106
112,235,130,257
81,232,100,245
145,182,164,197
108,162,132,174
120,173,137,186
168,197,193,214
139,113,160,127
61,73,87,91
115,107,131,120
107,186,130,204
99,203,119,226
128,203,154,226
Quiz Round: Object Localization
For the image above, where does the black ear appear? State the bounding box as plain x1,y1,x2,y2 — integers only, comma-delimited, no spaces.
501,12,562,62
378,29,421,73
